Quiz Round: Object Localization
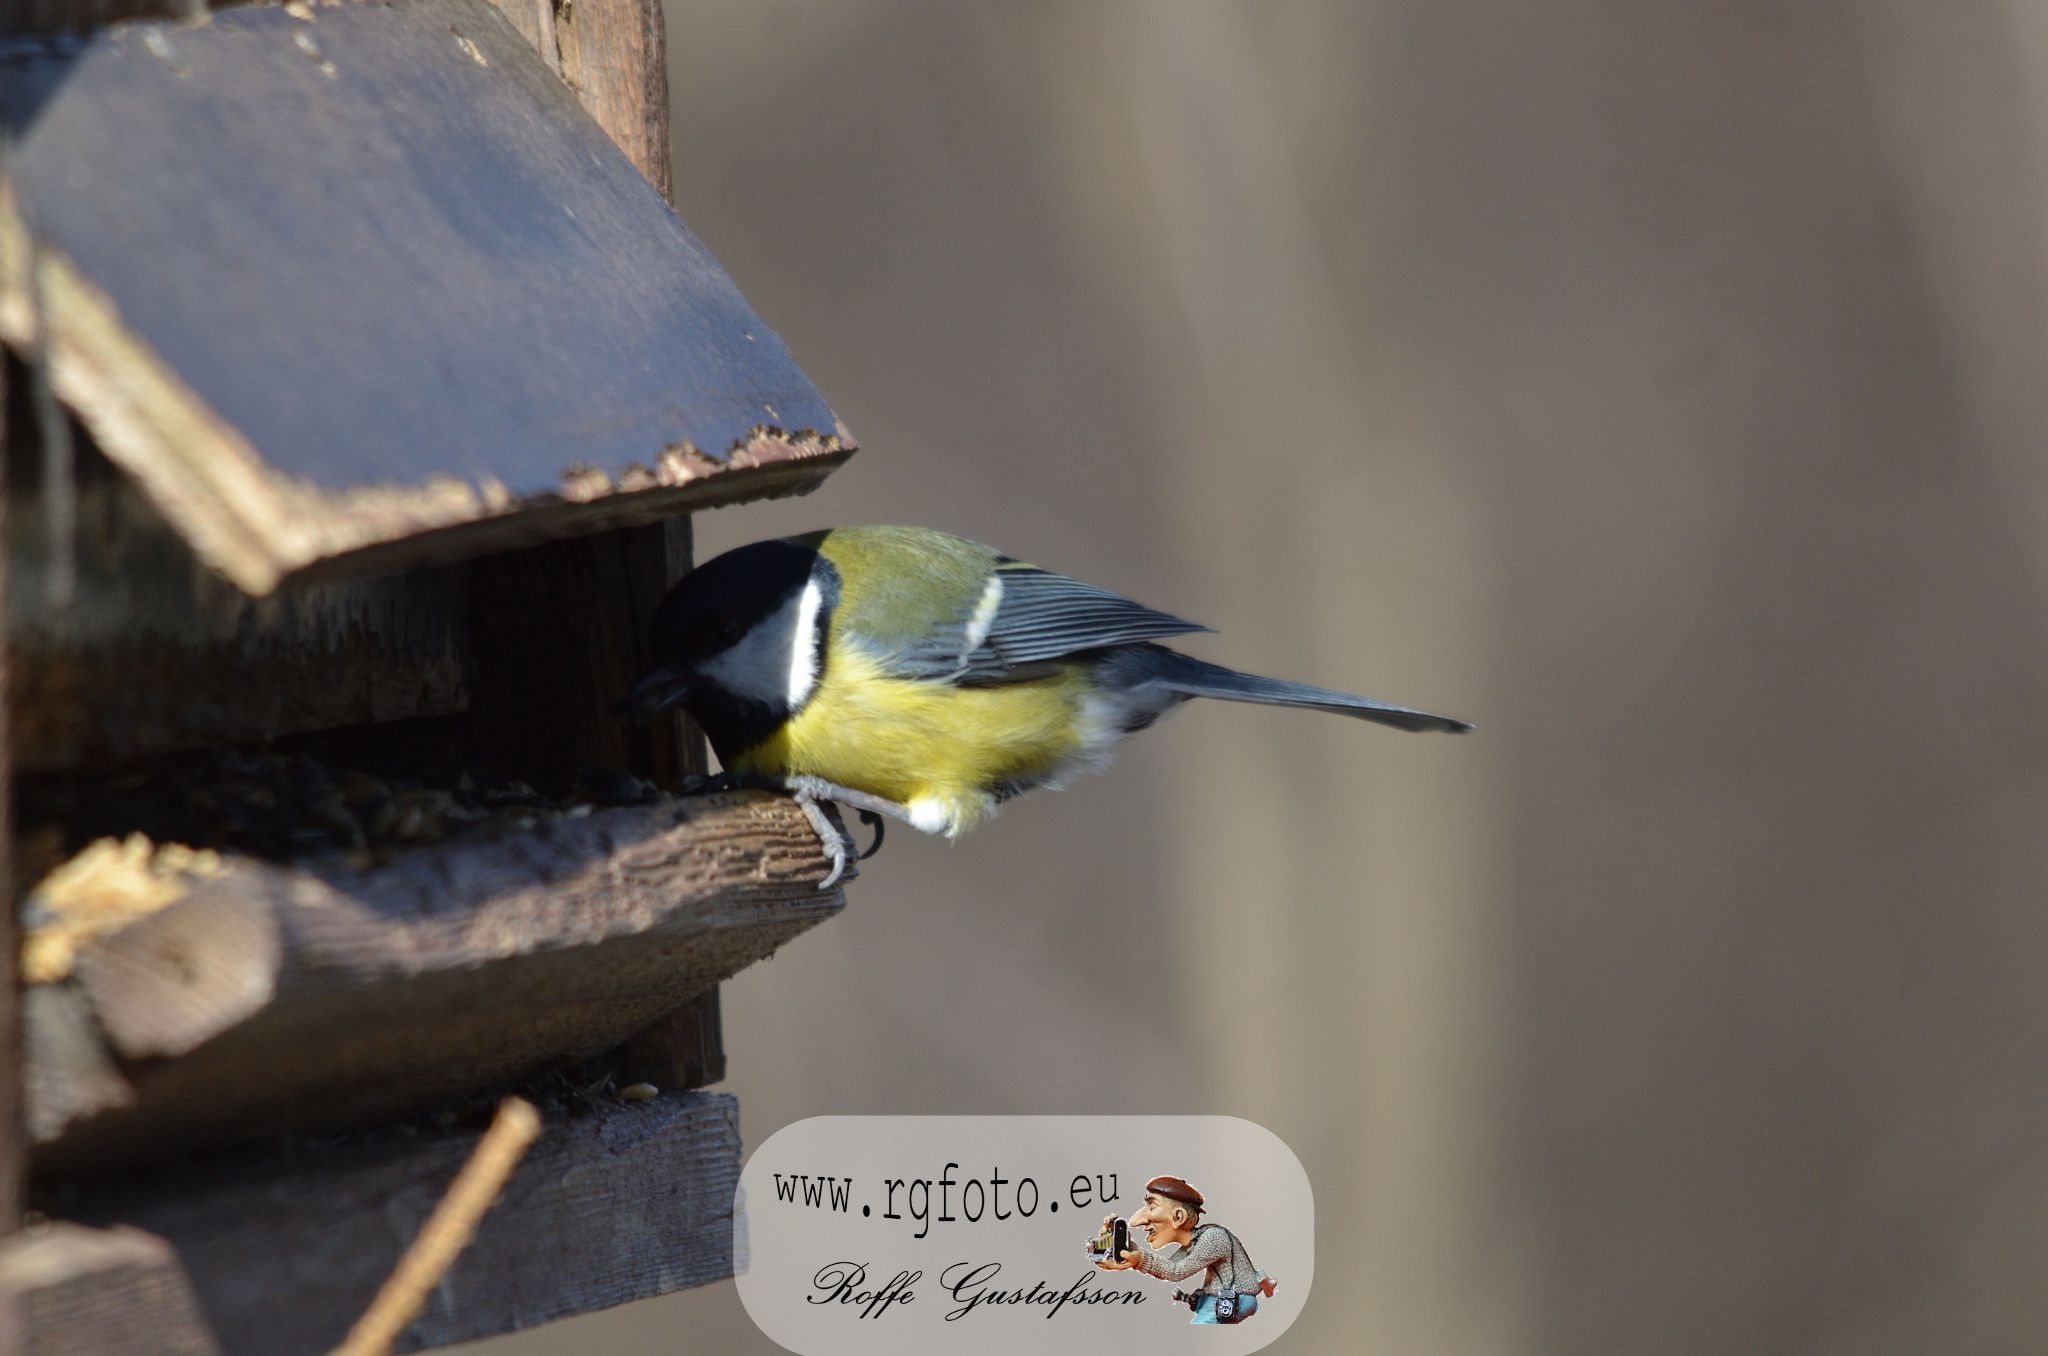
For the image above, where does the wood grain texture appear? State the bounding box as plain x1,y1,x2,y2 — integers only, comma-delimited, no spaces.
28,793,843,1172
57,1091,740,1355
556,0,672,199
478,0,733,1093
621,985,727,1090
0,0,205,36
0,0,851,594
7,443,469,773
19,985,132,1146
330,1097,541,1356
484,0,561,73
460,518,698,799
0,1223,221,1356
0,352,18,1240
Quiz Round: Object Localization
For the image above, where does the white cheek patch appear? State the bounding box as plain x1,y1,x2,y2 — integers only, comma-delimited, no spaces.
784,578,825,708
700,578,826,711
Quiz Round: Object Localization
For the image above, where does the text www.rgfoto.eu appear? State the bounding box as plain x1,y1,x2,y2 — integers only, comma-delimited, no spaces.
770,1165,1120,1239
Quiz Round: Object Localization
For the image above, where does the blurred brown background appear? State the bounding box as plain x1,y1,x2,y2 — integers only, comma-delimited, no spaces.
466,2,2048,1352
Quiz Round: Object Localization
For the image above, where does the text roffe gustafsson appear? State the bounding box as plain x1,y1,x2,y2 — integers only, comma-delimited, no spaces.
807,1261,1144,1322
777,1164,1143,1322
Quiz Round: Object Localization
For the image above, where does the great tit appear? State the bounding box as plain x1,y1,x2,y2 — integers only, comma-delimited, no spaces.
621,526,1469,883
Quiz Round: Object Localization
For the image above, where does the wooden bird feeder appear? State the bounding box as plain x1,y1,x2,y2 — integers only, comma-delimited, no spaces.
0,1,855,1350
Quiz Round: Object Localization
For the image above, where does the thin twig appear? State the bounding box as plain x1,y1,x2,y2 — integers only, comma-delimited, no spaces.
329,1097,543,1356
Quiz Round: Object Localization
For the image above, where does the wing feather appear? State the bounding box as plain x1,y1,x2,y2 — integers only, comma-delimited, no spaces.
880,561,1210,683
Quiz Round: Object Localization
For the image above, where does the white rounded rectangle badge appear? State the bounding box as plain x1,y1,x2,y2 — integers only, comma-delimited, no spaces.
735,1116,1312,1354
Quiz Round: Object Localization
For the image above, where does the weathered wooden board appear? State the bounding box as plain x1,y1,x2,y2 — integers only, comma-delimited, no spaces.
28,792,845,1172
0,1223,222,1356
5,433,469,773
0,356,19,1253
512,0,734,1095
0,1,208,37
459,516,697,803
623,985,727,1089
551,0,669,198
21,985,134,1146
51,1091,740,1355
0,0,852,594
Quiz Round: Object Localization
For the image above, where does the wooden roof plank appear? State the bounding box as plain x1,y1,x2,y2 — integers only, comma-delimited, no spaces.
0,0,853,593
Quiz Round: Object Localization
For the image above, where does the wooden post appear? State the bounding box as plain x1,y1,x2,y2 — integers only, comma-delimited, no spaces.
3,353,27,1257
473,0,723,1091
554,0,673,201
620,983,727,1090
460,518,698,797
556,0,727,1091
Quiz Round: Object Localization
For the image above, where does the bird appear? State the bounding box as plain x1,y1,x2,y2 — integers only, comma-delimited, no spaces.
619,526,1469,885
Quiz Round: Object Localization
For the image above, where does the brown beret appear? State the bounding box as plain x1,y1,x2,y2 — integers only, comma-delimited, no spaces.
1144,1176,1204,1210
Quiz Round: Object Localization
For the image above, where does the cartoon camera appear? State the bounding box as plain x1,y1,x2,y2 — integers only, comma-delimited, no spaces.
1086,1215,1129,1264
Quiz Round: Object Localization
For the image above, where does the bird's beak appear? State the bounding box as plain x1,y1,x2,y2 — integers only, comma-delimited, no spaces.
612,666,693,719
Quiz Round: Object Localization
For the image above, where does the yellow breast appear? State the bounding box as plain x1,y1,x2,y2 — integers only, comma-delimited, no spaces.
731,644,1091,836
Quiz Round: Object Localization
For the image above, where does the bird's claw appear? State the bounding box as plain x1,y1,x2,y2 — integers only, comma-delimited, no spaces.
794,793,855,890
857,810,886,860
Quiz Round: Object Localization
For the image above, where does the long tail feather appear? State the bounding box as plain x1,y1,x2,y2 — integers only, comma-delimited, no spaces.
1143,650,1471,734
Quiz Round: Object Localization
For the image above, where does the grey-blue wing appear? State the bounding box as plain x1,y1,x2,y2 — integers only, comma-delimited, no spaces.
881,561,1211,684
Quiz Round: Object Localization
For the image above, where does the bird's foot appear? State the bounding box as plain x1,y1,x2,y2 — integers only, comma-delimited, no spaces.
699,773,906,889
784,777,913,888
792,791,856,890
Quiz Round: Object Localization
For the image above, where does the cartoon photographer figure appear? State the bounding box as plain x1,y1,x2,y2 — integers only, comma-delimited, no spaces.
1093,1175,1276,1325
